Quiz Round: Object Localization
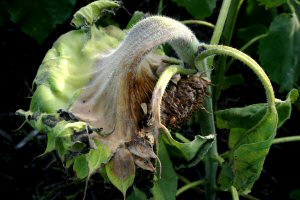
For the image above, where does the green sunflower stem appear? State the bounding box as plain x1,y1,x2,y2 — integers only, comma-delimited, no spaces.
196,44,276,109
176,179,205,196
272,135,300,144
199,1,233,199
195,43,276,200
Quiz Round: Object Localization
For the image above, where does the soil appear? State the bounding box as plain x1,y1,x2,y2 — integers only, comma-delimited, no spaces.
1,0,300,199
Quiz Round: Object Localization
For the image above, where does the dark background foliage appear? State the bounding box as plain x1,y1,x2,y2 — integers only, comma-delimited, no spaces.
0,0,300,199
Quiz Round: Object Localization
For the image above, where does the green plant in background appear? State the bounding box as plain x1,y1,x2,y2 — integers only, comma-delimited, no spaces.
15,0,300,200
2,0,77,44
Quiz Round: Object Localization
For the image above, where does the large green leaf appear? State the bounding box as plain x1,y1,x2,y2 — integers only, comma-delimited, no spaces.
170,0,216,19
258,13,300,92
218,108,277,193
5,0,77,44
217,89,298,193
216,89,299,131
16,110,92,158
152,140,178,200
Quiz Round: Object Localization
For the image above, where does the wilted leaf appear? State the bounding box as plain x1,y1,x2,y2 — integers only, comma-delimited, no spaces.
152,140,178,200
217,89,298,193
15,110,92,159
170,0,216,19
216,104,267,130
216,89,299,130
127,140,157,160
162,133,214,169
218,108,277,193
71,0,120,28
259,13,300,92
5,0,77,44
106,148,136,196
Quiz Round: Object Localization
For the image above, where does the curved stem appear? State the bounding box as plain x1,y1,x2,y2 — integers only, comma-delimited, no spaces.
117,16,200,68
272,135,300,144
181,20,215,29
240,33,268,52
196,44,276,108
176,180,205,196
178,174,204,194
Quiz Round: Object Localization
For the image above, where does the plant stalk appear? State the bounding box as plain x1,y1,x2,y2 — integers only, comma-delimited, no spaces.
272,135,300,144
212,0,245,104
199,0,233,199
